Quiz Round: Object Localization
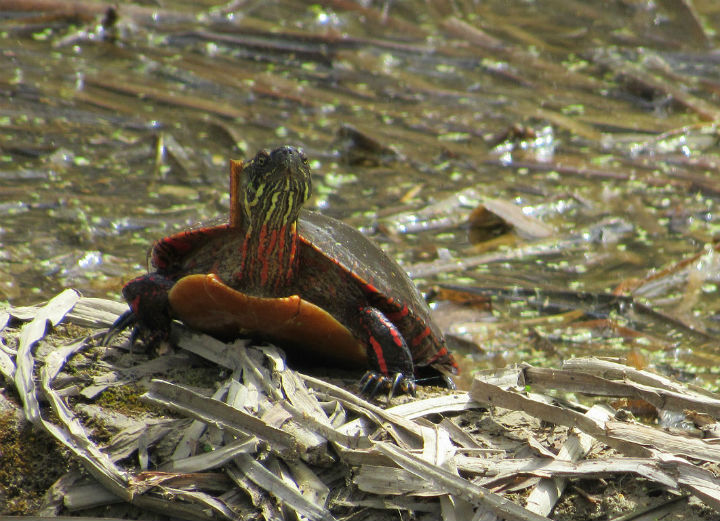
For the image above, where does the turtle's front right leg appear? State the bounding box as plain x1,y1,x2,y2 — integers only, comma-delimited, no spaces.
103,273,175,351
356,306,417,398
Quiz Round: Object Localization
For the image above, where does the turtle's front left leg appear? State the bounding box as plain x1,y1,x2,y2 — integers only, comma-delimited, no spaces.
103,273,175,351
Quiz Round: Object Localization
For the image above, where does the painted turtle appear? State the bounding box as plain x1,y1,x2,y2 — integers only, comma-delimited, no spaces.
107,146,458,395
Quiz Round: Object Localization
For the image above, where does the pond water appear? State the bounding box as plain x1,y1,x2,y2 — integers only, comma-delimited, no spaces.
3,0,720,384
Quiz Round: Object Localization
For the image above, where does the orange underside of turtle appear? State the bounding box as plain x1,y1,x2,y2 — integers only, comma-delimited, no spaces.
169,272,367,367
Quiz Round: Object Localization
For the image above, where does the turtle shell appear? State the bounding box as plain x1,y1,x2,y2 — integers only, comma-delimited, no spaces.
298,212,441,331
298,210,433,320
159,208,453,375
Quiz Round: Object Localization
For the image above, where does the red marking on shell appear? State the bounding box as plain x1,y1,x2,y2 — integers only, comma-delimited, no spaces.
426,346,448,365
410,326,431,347
425,346,460,374
363,282,379,294
386,304,409,321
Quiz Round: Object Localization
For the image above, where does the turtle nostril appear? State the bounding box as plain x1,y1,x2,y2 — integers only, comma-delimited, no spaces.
274,146,294,157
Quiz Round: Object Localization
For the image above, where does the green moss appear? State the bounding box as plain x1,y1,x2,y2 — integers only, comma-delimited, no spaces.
0,410,70,514
95,384,149,416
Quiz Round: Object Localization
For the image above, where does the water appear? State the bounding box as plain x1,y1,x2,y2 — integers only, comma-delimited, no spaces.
3,0,720,382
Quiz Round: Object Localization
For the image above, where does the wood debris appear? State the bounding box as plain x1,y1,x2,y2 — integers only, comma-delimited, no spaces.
3,292,720,519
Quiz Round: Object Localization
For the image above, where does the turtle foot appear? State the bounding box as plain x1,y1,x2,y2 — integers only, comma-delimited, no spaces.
360,371,416,398
104,273,175,353
102,309,172,354
102,309,136,346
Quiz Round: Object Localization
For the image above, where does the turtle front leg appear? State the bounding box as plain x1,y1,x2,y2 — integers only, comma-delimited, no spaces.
357,306,416,397
104,273,175,351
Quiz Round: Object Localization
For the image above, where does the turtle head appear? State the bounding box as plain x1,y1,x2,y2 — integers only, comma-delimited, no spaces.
240,146,312,230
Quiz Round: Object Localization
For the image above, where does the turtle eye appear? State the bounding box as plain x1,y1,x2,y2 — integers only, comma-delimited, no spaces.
254,151,270,168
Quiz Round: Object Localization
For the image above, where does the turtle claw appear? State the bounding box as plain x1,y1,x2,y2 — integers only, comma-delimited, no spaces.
102,310,137,346
360,371,384,396
390,372,416,398
102,308,171,354
360,371,416,398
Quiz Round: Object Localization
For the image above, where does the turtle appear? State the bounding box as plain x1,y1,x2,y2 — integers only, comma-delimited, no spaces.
106,146,458,396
